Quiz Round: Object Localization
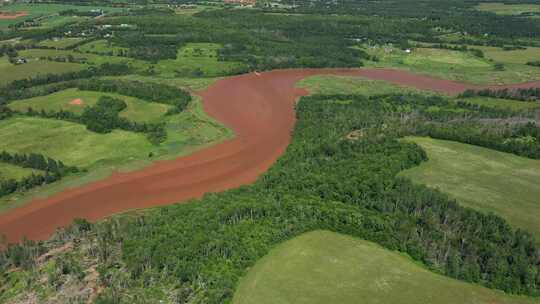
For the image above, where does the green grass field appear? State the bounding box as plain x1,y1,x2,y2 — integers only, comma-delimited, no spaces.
234,230,538,304
0,162,41,182
363,46,540,84
37,37,86,49
0,116,154,169
0,96,232,212
475,46,540,65
77,39,129,55
400,137,540,238
459,96,540,111
297,75,425,96
475,3,540,16
17,49,149,70
154,43,247,77
8,88,172,123
0,3,126,29
0,57,86,86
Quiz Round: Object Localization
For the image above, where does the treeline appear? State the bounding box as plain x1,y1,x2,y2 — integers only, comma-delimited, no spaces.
20,96,167,145
3,93,540,302
460,88,540,101
527,61,540,67
0,151,79,197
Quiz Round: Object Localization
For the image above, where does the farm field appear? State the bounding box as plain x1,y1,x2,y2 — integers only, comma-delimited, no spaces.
297,75,423,96
17,49,148,69
0,3,126,28
475,46,540,65
0,163,40,182
234,230,538,304
154,43,247,77
400,137,540,238
8,88,172,123
364,46,540,84
0,58,85,86
77,39,129,55
475,3,540,16
37,37,86,49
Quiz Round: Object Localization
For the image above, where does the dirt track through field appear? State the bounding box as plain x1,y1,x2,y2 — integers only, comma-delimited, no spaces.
1,68,539,243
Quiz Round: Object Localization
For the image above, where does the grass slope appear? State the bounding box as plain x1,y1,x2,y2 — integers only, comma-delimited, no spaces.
8,88,172,123
0,57,85,86
400,137,540,238
234,230,538,304
37,37,86,49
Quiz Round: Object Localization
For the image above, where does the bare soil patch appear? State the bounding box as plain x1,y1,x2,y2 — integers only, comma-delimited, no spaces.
69,98,85,106
1,68,539,243
0,11,29,20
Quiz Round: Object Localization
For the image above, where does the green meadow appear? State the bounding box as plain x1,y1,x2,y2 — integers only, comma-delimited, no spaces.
77,39,129,55
8,88,172,123
234,230,539,304
37,37,86,49
297,75,424,96
0,56,85,86
363,46,540,84
475,3,540,16
400,137,540,238
154,43,247,77
0,163,41,182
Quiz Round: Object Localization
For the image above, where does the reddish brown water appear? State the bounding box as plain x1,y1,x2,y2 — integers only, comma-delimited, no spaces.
1,68,539,243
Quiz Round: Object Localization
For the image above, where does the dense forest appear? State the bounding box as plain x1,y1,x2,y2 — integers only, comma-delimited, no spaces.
2,92,539,302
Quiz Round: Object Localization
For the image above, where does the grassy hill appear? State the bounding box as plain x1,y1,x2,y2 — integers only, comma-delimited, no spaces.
234,230,539,304
400,137,540,238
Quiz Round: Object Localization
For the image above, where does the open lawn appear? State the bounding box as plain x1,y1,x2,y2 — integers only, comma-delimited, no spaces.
400,137,540,238
297,75,424,96
363,46,540,84
38,37,86,49
154,43,247,77
0,163,41,182
0,57,86,86
0,116,154,169
234,230,538,304
8,88,172,123
458,96,540,111
475,3,540,16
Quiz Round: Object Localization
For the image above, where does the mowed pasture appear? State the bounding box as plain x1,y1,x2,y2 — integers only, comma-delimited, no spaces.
0,116,154,169
38,37,86,49
475,46,540,65
363,46,540,84
475,2,540,16
233,230,538,304
400,137,540,238
8,88,172,123
297,75,423,96
0,163,41,182
0,56,85,86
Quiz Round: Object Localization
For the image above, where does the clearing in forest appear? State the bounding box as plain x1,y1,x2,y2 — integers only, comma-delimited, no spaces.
400,137,540,238
233,230,538,304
